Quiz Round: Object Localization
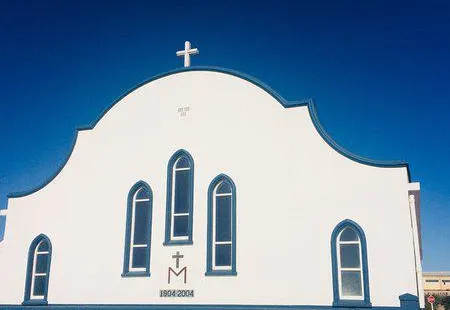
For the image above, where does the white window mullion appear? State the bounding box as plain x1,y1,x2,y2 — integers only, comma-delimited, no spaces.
174,213,189,216
339,241,360,245
128,191,146,272
170,159,190,241
170,165,176,239
30,248,39,298
337,229,364,301
212,183,233,271
215,241,232,245
174,167,191,171
30,241,47,299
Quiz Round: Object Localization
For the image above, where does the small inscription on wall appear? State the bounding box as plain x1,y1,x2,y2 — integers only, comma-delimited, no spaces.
177,106,190,117
160,251,194,298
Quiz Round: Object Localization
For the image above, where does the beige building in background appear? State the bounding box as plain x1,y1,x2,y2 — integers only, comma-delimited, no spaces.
423,272,450,296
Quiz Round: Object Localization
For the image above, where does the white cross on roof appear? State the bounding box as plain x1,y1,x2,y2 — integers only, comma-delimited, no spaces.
176,41,199,67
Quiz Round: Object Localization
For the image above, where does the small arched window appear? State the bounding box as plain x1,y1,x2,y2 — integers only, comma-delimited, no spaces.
164,150,194,245
123,181,153,277
23,234,52,305
331,220,371,307
206,174,237,276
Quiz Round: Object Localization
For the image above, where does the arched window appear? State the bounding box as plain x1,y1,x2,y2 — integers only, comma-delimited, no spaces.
123,181,153,277
23,234,52,305
164,150,194,245
206,174,237,276
331,220,371,307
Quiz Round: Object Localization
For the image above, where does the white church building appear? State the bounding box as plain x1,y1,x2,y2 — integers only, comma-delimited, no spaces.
0,42,424,310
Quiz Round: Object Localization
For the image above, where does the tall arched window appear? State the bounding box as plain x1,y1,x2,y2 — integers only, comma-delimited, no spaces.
331,219,371,307
164,150,194,245
23,234,52,305
206,174,237,276
123,181,153,277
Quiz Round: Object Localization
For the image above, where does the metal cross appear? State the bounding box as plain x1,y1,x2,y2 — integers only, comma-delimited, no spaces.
172,251,184,268
176,41,199,67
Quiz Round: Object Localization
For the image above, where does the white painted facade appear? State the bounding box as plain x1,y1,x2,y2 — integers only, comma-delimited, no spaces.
0,70,422,307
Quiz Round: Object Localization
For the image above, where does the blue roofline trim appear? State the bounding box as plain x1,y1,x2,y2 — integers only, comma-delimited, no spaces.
5,66,411,203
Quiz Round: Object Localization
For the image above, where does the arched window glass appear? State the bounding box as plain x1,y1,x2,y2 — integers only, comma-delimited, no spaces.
24,234,52,305
164,150,194,245
123,181,153,277
331,220,371,307
338,227,362,298
206,174,237,276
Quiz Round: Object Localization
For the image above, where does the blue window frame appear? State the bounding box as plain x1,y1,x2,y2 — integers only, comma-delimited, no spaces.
23,234,52,305
164,150,194,245
122,181,153,277
331,219,371,307
205,174,237,276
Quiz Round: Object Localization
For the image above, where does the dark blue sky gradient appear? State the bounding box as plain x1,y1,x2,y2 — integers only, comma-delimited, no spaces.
0,1,449,270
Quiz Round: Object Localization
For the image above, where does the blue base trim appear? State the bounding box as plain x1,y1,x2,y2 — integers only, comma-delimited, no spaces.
1,304,410,310
5,66,412,206
121,271,151,278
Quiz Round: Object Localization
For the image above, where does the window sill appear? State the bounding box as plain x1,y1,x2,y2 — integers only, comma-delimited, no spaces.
333,300,372,308
205,270,237,277
163,239,193,246
121,271,151,278
22,299,48,306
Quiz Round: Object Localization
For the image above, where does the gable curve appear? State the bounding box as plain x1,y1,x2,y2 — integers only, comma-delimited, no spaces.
6,66,411,204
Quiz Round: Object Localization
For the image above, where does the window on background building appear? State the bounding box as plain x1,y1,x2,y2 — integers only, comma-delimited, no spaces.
24,234,52,305
123,181,153,277
206,174,237,276
165,150,194,245
331,220,371,307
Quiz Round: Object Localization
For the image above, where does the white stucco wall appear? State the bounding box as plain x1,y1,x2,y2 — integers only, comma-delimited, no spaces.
0,70,418,306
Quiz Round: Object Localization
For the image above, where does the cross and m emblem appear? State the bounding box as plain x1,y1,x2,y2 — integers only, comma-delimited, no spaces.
168,251,187,284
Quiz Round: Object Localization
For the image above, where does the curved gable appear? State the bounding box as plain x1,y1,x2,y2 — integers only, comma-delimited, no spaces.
7,67,411,201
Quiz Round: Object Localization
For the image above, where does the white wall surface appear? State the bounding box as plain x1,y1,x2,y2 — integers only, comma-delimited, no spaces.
0,70,417,306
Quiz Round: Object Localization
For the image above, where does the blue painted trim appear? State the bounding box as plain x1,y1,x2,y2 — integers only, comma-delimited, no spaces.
163,240,194,246
333,300,372,308
0,297,419,310
331,219,371,308
0,306,395,310
164,150,194,246
206,174,237,276
399,294,420,310
122,181,153,278
22,234,52,305
121,271,151,278
5,66,412,203
205,270,238,277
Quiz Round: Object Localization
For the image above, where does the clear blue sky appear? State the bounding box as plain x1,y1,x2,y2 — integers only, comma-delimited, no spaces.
0,1,449,271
